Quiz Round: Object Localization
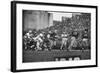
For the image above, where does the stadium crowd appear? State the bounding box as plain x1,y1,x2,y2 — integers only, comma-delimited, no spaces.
23,13,91,51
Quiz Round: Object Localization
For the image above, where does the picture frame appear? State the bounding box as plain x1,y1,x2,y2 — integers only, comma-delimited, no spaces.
11,1,98,72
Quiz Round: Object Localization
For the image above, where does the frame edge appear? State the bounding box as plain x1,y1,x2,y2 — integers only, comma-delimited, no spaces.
11,1,17,72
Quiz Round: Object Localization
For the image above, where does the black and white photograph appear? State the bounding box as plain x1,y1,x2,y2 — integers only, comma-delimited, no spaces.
11,1,97,72
22,10,91,62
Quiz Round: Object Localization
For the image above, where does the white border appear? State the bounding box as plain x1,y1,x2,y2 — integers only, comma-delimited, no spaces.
16,3,96,70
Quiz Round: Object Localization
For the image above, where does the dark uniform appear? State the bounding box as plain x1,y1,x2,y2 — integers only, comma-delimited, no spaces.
69,31,79,50
49,32,57,49
50,32,57,41
82,30,89,50
72,31,79,39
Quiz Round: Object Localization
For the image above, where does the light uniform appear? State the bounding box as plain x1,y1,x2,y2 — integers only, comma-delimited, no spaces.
68,32,78,50
60,33,68,49
70,37,77,47
33,33,44,50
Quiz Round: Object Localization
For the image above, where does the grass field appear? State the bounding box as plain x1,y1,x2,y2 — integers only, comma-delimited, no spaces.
23,50,91,63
